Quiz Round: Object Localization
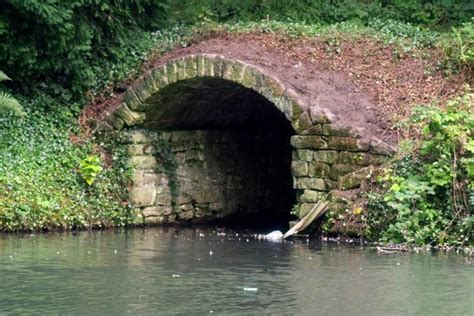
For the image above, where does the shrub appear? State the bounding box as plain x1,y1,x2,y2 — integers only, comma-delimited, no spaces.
0,1,169,99
366,94,473,246
442,20,474,77
168,0,473,27
0,113,132,231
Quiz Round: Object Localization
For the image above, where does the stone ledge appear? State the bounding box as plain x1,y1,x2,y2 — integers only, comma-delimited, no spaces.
290,135,327,149
327,136,369,152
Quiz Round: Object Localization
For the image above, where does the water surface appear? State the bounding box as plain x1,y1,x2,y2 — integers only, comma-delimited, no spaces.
1,228,472,315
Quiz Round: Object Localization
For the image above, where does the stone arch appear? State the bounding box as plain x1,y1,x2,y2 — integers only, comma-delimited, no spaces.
108,54,302,130
107,54,396,226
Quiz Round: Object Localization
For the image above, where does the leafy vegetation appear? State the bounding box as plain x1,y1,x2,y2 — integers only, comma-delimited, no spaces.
0,70,24,117
0,0,169,100
0,113,132,231
442,20,474,76
366,94,473,246
0,1,472,243
168,0,472,27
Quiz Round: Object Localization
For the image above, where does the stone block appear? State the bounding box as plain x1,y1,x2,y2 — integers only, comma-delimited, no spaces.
129,184,156,207
297,149,314,161
290,136,327,149
142,206,161,217
122,130,157,144
178,209,194,221
301,125,323,135
143,71,159,92
143,214,176,225
165,60,178,84
184,56,198,78
129,156,157,170
123,88,141,111
322,124,361,138
327,136,369,151
260,77,284,102
176,194,192,205
114,103,146,126
308,161,331,178
294,178,327,191
195,205,211,218
155,192,173,206
175,58,188,81
212,57,224,77
133,77,152,103
107,113,124,130
222,60,245,82
291,161,308,177
338,151,387,166
132,170,157,186
152,67,169,87
312,150,339,164
179,203,193,211
299,190,325,203
240,66,264,91
294,111,313,134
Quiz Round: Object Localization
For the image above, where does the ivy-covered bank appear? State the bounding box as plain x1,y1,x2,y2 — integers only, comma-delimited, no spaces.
0,113,131,230
0,1,472,246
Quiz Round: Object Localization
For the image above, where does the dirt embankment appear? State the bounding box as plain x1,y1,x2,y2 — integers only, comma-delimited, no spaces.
86,31,463,144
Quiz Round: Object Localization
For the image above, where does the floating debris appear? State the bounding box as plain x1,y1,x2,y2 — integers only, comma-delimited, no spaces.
172,274,181,278
376,246,409,254
243,287,258,292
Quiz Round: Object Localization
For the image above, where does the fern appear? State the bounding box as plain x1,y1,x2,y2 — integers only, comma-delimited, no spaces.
0,71,10,82
0,71,25,117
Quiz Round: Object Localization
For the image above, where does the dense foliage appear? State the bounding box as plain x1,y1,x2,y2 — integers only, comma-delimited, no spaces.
0,113,131,231
366,94,473,246
0,0,168,99
169,0,473,27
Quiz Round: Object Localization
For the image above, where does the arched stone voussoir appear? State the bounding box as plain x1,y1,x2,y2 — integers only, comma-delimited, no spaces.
113,102,146,127
110,53,310,129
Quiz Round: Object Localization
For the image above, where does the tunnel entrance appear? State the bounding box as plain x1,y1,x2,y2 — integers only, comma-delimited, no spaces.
128,77,296,226
110,54,395,231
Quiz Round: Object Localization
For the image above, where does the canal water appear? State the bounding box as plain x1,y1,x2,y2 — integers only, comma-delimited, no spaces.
1,227,472,315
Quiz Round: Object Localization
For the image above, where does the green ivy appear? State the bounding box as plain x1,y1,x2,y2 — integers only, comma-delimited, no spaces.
366,94,473,246
0,113,132,231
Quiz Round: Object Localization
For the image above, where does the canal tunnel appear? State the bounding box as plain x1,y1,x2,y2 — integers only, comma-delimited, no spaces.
134,77,296,226
110,54,394,227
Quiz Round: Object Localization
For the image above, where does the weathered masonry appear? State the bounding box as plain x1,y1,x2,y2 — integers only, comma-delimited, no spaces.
107,54,395,225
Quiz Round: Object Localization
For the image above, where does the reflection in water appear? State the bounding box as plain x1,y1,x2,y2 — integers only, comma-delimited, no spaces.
0,228,472,315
